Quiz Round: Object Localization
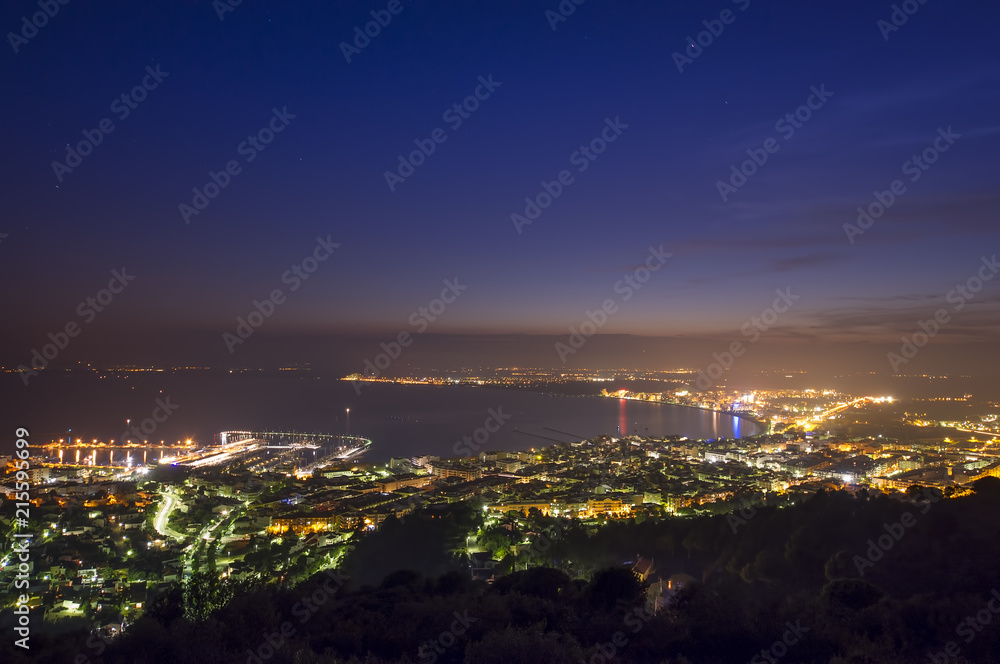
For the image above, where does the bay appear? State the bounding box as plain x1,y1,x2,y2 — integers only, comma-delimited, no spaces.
0,374,759,462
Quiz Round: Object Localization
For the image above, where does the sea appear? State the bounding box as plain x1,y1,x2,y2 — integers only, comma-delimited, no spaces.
0,373,757,463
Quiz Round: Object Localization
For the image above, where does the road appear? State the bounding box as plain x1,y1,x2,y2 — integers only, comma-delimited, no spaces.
153,488,185,541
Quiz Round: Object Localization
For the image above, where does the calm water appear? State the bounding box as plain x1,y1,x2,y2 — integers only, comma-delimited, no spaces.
0,374,758,462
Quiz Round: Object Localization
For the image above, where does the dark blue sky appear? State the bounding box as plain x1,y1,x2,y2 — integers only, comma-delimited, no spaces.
2,0,998,374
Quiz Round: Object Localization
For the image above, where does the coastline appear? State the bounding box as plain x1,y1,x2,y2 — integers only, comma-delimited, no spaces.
592,393,766,438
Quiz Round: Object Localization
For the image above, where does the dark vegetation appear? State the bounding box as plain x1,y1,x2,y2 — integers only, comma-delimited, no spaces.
5,478,1000,663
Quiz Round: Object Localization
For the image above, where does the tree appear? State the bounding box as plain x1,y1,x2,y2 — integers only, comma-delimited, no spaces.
205,539,219,573
972,475,1000,499
588,567,642,609
464,624,583,664
478,526,514,559
181,571,241,623
191,542,204,574
821,578,884,611
493,567,572,601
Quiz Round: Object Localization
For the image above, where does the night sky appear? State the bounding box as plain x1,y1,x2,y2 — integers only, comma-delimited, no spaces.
2,0,999,376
